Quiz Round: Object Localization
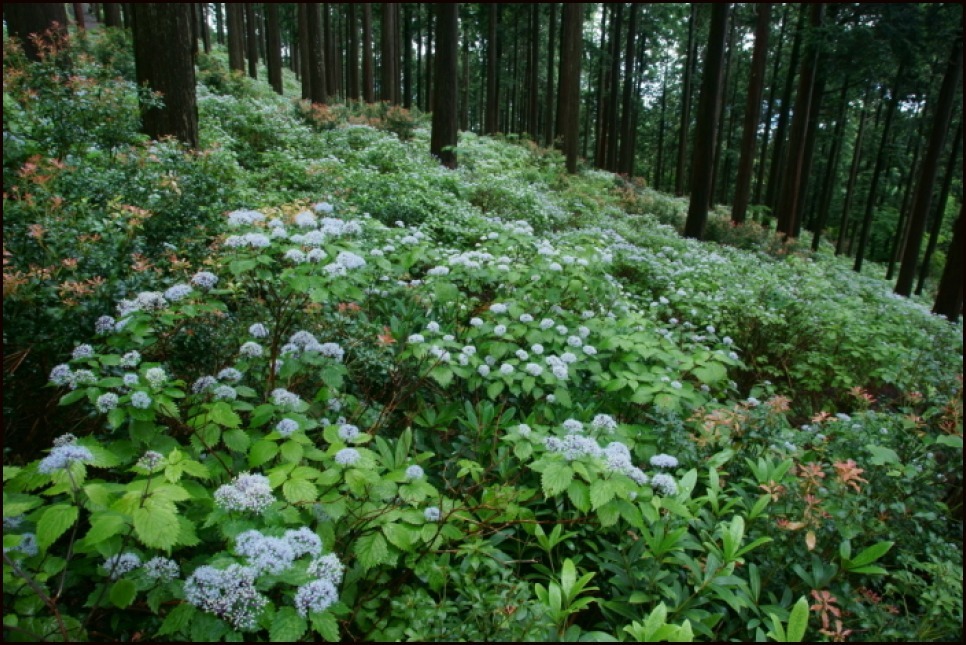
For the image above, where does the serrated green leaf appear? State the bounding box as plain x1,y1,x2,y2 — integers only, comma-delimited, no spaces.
109,579,137,608
354,531,389,570
249,440,279,468
590,479,616,510
209,402,242,428
158,603,197,636
935,435,963,449
133,505,179,550
83,513,127,545
222,428,250,453
382,523,414,551
270,606,307,642
693,362,727,384
430,367,453,387
311,611,340,641
865,444,899,466
541,462,574,497
567,480,591,512
283,478,317,503
37,504,79,552
280,440,304,464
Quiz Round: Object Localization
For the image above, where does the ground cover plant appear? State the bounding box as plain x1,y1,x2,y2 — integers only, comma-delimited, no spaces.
3,30,962,643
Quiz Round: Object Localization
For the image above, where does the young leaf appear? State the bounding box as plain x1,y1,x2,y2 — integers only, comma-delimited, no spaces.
37,504,79,552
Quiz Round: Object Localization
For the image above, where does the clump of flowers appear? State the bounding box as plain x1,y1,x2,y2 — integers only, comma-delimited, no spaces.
214,472,276,514
184,564,268,631
37,435,95,474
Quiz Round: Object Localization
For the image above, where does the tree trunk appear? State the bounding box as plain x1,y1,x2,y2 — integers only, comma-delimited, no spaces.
307,2,327,104
544,3,557,147
431,3,459,169
593,6,610,168
245,3,258,78
886,129,924,281
527,5,540,137
836,96,868,255
654,58,669,188
460,7,470,131
765,4,806,216
299,4,312,99
732,3,771,224
485,5,500,134
896,32,962,296
73,3,86,31
424,7,433,112
618,3,640,176
674,4,697,196
854,69,903,273
362,4,374,102
684,3,730,240
346,4,359,100
131,3,198,148
227,3,246,73
604,3,623,171
5,3,69,61
214,3,225,45
754,4,790,205
776,3,824,238
103,3,122,28
711,10,738,205
402,4,413,108
197,3,210,54
266,4,283,94
380,3,398,103
932,205,963,322
811,82,849,250
559,3,583,174
917,121,961,294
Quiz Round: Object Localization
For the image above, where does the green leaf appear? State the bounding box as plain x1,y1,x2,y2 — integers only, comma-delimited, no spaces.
935,435,963,449
83,513,127,545
133,504,179,550
270,606,307,642
542,462,574,497
590,479,616,510
249,440,279,468
786,596,809,642
283,478,317,503
222,428,250,452
311,611,340,641
354,531,389,570
280,440,304,464
846,541,893,569
37,504,79,552
429,367,453,387
567,480,591,512
382,523,415,551
209,402,242,428
158,603,197,636
109,579,137,609
693,362,727,384
865,444,899,466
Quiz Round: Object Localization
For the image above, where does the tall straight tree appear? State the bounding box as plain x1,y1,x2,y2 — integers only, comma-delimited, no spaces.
298,4,312,99
683,3,730,240
227,4,246,73
618,3,640,177
895,31,963,296
485,5,500,134
4,3,69,61
245,3,258,79
765,5,806,213
431,4,459,169
731,3,771,224
932,205,963,322
130,4,198,148
544,3,558,147
362,3,374,102
306,2,327,104
346,3,360,100
103,3,122,28
380,3,398,103
674,4,698,196
776,3,824,238
265,4,283,94
558,3,583,174
917,121,962,294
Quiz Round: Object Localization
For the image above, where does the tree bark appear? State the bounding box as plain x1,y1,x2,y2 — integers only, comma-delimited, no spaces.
307,2,327,104
485,5,500,134
5,3,69,61
836,95,868,255
103,3,122,28
266,4,283,94
917,121,961,294
245,3,258,78
684,3,730,240
754,4,790,205
674,4,697,196
431,3,459,169
776,3,824,238
362,3,374,102
227,3,246,73
347,3,360,100
131,3,198,148
732,3,771,224
618,3,640,176
299,4,312,99
380,3,398,103
896,31,963,296
559,3,583,174
932,205,963,322
73,3,86,31
605,3,623,171
403,4,413,108
544,3,557,147
527,5,540,137
811,81,849,250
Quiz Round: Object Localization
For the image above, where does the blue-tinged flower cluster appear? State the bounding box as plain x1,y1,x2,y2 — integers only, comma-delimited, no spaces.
191,271,218,290
214,472,275,514
405,465,425,481
142,556,180,581
424,506,442,522
38,437,95,475
294,578,339,617
334,448,361,467
104,552,141,579
649,453,679,469
184,564,268,631
275,418,299,437
234,530,297,575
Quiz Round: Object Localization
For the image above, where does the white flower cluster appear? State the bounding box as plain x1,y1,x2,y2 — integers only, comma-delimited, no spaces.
38,438,95,475
104,552,141,580
649,453,679,469
184,564,268,631
544,434,602,461
117,291,168,317
591,414,618,433
602,442,648,485
142,556,180,581
271,388,304,410
213,472,275,514
227,209,266,227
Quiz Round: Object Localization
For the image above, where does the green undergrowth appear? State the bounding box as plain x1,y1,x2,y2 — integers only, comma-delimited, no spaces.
3,33,962,643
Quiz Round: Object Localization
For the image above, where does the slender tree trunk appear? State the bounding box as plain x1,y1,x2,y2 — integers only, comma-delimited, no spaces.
896,32,962,296
917,121,962,294
765,4,806,216
855,68,904,273
544,3,557,147
73,3,86,31
593,6,610,168
380,3,396,103
776,4,823,238
836,96,868,255
684,3,730,240
732,3,772,224
131,4,198,148
425,7,434,112
299,4,312,99
103,3,122,27
402,4,413,108
605,3,623,171
361,3,374,102
266,4,283,94
559,3,583,174
675,4,697,196
527,5,540,137
618,3,640,176
792,67,826,239
245,3,258,78
227,3,246,73
754,4,790,205
485,5,500,134
4,4,69,61
346,4,359,99
811,82,849,250
431,3,459,168
307,3,327,104
932,205,963,322
654,58,669,188
711,10,738,205
460,7,470,131
198,4,211,53
887,131,924,280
